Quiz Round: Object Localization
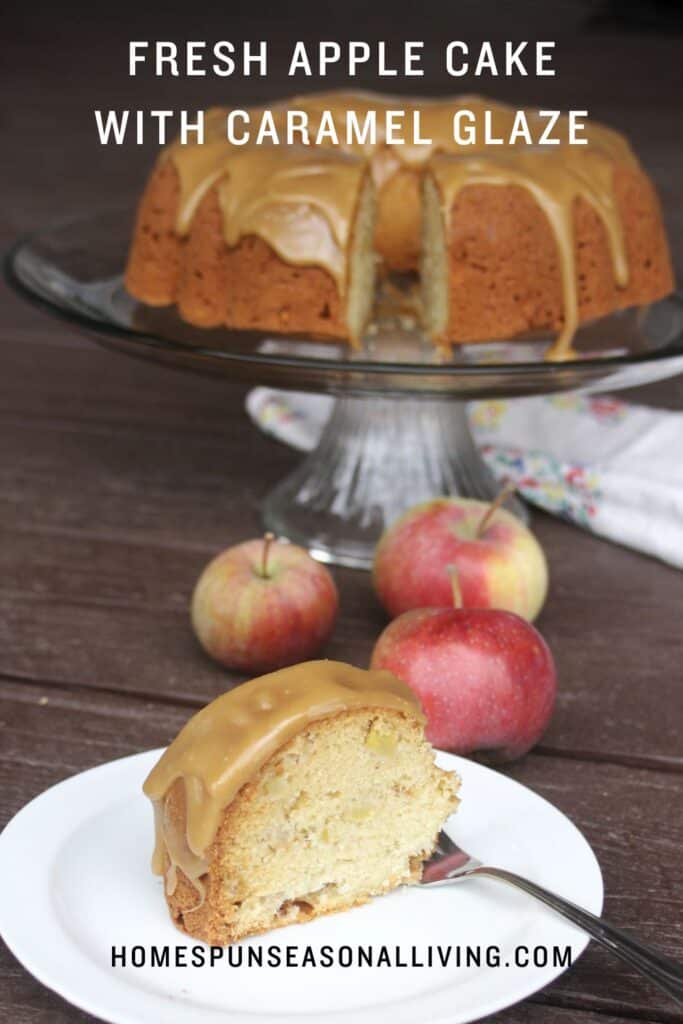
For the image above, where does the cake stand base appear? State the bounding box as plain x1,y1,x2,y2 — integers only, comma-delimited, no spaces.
262,395,527,570
9,215,683,571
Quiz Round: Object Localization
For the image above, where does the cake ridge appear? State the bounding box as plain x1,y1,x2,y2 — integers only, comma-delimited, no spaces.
429,146,630,359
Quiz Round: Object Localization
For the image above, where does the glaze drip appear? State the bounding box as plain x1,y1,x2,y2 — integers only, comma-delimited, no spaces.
430,146,630,359
167,133,367,291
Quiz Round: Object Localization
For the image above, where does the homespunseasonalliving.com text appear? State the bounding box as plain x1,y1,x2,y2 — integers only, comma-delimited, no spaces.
111,942,574,970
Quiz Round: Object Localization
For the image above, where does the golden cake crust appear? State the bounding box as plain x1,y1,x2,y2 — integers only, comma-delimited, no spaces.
127,163,359,341
125,160,182,307
438,164,673,346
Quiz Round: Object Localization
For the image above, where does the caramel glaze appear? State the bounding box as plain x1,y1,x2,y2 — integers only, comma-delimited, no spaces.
429,147,630,360
170,140,367,292
143,660,423,904
164,91,639,358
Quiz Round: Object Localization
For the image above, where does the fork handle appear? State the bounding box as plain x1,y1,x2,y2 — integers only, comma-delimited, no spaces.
470,866,683,1006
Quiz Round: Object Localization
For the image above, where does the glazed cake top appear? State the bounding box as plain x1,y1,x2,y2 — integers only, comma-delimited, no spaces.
166,142,369,290
165,92,635,207
144,659,422,860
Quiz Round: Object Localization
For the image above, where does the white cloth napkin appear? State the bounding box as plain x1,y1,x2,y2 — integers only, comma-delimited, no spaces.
246,388,683,569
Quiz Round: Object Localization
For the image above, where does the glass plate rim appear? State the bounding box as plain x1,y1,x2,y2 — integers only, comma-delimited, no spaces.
5,213,683,379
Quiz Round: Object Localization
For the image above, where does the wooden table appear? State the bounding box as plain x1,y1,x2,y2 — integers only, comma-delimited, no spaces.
2,4,683,1022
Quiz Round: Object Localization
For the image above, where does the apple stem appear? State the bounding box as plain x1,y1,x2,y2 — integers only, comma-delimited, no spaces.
477,481,517,538
446,565,463,609
260,532,276,578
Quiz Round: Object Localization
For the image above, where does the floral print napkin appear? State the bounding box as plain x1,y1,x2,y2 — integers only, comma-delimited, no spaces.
246,388,683,569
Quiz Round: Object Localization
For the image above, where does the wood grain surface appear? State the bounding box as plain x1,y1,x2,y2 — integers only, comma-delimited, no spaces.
2,3,682,1022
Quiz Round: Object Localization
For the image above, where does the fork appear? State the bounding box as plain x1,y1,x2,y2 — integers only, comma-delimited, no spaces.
420,831,683,1005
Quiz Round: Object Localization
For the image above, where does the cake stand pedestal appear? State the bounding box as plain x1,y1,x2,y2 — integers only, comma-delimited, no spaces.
7,210,683,571
262,394,522,569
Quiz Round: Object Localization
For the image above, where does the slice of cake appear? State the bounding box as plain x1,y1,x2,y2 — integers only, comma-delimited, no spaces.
143,660,460,944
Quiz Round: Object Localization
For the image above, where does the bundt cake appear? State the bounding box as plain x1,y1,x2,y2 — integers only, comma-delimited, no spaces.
125,92,674,360
143,660,460,945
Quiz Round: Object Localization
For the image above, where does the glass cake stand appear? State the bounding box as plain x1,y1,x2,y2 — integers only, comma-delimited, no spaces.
7,209,683,568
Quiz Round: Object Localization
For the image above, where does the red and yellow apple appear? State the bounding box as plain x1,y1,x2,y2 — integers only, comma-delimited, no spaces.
370,598,557,761
191,534,339,673
373,496,548,621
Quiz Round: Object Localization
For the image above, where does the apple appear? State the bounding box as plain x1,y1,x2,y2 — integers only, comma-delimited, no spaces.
191,534,339,673
373,491,548,622
370,574,556,760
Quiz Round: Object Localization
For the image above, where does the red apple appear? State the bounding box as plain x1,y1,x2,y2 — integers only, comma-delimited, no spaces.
191,534,338,673
370,595,556,761
373,494,548,622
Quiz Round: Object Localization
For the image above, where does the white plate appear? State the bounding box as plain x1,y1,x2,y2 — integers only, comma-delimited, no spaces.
0,749,602,1024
